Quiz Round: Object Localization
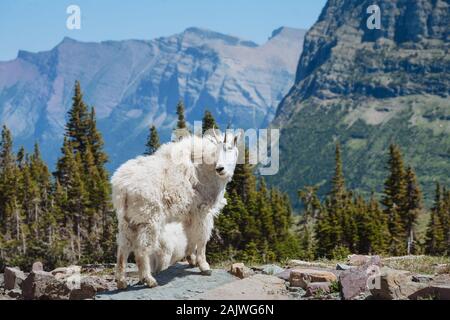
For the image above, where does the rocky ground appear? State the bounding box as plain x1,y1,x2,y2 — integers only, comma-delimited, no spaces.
1,255,449,300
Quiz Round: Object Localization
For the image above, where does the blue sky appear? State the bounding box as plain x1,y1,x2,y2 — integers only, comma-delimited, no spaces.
0,0,327,61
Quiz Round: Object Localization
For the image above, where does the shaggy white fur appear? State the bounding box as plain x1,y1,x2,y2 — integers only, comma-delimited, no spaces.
112,133,239,289
150,222,188,273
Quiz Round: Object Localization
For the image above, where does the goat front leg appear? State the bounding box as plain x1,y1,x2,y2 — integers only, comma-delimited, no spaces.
196,242,211,275
186,245,197,267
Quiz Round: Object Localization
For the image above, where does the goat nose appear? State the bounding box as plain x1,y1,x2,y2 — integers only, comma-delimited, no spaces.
216,166,224,173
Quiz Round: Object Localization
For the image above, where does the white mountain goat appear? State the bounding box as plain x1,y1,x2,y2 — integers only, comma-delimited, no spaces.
111,130,240,288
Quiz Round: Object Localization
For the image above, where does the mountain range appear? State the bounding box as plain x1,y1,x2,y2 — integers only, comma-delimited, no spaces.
270,0,449,205
0,26,305,169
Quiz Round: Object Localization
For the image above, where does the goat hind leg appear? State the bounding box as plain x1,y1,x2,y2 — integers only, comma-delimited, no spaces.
136,249,158,288
115,245,129,290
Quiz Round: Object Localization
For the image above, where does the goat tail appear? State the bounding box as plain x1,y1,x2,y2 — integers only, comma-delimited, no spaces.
112,186,128,221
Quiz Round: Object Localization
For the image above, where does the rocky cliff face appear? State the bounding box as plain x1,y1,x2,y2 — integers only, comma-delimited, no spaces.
271,0,449,204
0,27,305,169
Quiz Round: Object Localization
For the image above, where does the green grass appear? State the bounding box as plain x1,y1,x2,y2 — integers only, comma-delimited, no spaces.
381,255,450,274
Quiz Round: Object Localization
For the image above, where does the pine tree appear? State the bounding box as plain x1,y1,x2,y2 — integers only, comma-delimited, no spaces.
382,144,407,255
404,166,422,254
0,125,16,237
65,81,90,154
55,81,115,263
176,100,187,129
443,188,450,253
174,100,189,140
87,107,108,170
144,125,160,155
202,110,218,134
298,185,321,223
257,179,276,245
425,183,446,255
331,142,346,201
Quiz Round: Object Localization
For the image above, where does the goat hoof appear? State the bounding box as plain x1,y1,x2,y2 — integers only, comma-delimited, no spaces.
144,277,159,288
201,269,212,276
117,279,128,290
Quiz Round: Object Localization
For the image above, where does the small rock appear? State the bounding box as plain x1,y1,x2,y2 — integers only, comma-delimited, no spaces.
22,271,71,300
370,267,426,300
435,264,450,274
51,265,81,280
276,269,292,281
7,288,22,299
4,267,26,290
51,265,80,276
347,254,381,267
32,262,44,272
261,264,284,275
289,269,337,289
69,276,110,300
336,263,353,271
412,274,434,283
230,263,255,279
304,282,331,297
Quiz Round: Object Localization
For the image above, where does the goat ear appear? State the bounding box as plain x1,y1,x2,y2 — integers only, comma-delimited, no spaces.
234,132,241,146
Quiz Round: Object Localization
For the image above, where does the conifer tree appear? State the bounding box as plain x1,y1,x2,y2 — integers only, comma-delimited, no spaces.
382,144,407,255
144,125,160,155
87,107,108,171
176,100,187,129
331,142,346,201
55,81,115,263
425,183,446,255
202,110,218,134
0,125,16,237
65,81,89,154
404,166,422,254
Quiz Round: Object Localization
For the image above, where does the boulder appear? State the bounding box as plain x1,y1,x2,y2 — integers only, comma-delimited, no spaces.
370,267,426,300
400,274,450,300
339,265,376,300
289,269,337,289
230,263,255,279
22,271,71,300
304,282,331,297
4,267,26,290
32,262,44,272
261,264,284,275
69,276,110,300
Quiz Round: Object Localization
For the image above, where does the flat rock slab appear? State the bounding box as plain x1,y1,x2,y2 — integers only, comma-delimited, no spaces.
96,263,238,300
196,274,289,300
